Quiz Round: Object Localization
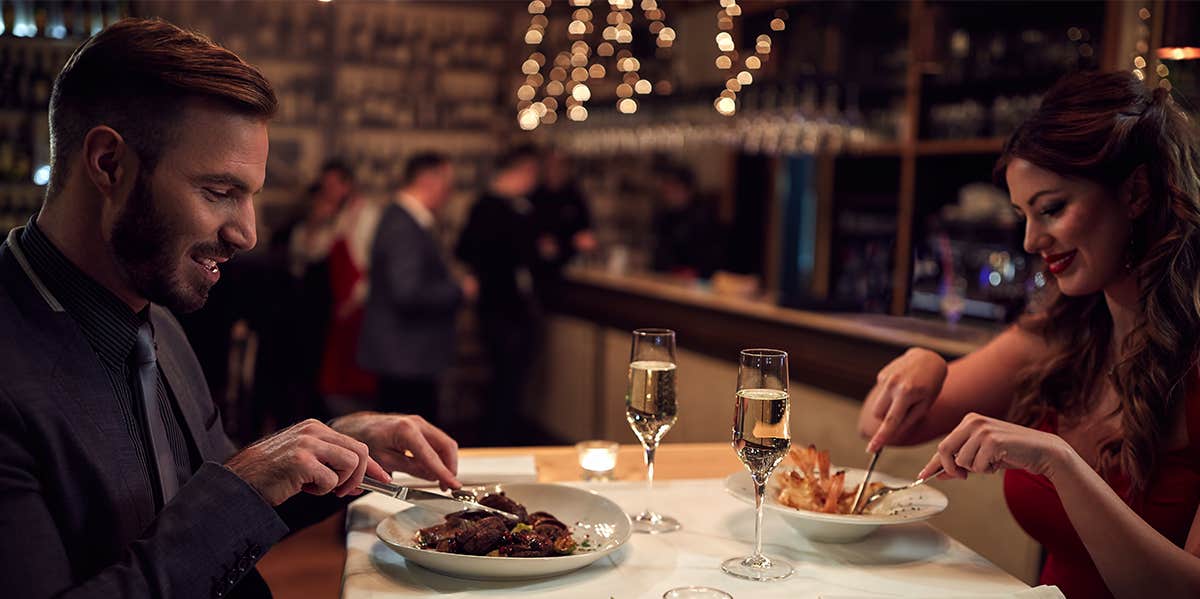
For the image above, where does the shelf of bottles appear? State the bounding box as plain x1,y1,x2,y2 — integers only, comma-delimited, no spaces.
141,1,508,209
918,1,1106,141
0,1,132,228
329,2,507,207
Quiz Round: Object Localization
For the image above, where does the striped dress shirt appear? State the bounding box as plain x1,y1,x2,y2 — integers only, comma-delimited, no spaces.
20,219,196,508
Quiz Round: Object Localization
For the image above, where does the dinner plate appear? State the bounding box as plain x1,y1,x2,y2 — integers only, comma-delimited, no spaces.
376,482,632,580
723,466,948,543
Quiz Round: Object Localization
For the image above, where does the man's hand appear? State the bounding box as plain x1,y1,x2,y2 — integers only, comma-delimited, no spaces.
572,230,598,253
537,235,560,261
225,419,390,506
459,274,479,303
330,412,461,490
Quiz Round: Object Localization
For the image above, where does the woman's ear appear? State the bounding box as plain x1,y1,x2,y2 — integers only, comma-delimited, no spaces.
1121,164,1150,219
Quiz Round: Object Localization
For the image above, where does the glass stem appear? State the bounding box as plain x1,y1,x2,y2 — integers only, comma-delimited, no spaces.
644,442,657,516
753,479,766,558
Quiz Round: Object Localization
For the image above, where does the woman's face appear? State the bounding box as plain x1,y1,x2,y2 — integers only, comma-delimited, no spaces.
1006,157,1133,296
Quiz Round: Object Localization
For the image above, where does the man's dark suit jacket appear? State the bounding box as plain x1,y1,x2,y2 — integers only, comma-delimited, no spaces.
0,228,340,599
357,203,462,379
454,192,539,318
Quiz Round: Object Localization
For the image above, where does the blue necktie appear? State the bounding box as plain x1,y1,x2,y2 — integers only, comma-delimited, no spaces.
132,321,178,505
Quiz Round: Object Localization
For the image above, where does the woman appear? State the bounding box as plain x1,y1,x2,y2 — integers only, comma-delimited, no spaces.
859,71,1200,598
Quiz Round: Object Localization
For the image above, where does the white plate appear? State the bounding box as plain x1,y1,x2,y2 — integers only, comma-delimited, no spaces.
375,482,632,580
723,466,948,543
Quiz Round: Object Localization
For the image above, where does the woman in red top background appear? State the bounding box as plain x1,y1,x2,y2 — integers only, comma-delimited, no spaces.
858,71,1200,598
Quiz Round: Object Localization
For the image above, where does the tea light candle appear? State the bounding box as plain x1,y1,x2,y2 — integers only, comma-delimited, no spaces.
576,440,619,481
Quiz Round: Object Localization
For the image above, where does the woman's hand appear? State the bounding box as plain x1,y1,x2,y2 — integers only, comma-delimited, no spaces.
916,413,1075,481
860,348,949,452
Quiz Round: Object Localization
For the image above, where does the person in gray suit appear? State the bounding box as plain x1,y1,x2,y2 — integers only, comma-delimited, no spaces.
0,19,460,599
359,153,476,421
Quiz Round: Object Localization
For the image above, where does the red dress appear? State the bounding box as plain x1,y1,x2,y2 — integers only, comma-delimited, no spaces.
317,238,377,398
1004,384,1200,598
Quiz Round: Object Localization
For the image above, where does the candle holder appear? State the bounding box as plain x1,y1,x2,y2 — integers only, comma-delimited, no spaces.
575,440,619,481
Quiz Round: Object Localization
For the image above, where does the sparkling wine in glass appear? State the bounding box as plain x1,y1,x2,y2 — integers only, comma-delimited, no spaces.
625,328,680,533
722,348,793,581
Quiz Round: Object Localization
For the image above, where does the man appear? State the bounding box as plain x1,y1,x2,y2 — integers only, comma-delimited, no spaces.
358,153,475,421
529,147,597,300
455,146,542,445
0,19,459,599
652,164,725,278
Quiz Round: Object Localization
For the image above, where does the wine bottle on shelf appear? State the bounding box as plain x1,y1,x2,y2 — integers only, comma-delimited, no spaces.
0,123,15,183
30,50,52,109
16,117,32,184
1,1,15,37
0,47,14,108
12,47,30,109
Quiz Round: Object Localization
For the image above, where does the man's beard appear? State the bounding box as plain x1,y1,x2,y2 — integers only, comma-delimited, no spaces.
110,171,232,313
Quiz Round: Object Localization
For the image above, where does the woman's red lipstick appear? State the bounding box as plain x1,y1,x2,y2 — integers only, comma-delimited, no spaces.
1044,250,1077,275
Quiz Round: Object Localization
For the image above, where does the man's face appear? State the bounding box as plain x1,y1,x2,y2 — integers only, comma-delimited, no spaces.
427,163,455,209
659,178,691,210
544,152,570,189
322,170,353,204
110,103,267,313
510,160,540,197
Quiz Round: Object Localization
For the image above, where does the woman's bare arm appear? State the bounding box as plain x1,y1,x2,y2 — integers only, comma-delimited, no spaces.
860,323,1050,448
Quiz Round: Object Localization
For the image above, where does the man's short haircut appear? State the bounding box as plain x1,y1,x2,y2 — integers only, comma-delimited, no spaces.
660,163,696,190
402,152,450,186
495,144,540,172
48,17,277,199
320,158,354,184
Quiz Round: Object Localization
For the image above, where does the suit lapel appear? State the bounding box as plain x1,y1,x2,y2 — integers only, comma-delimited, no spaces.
47,320,160,528
395,206,446,277
4,234,160,527
152,310,215,460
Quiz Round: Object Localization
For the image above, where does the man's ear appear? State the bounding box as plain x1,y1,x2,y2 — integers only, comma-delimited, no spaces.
1121,164,1150,219
81,126,130,200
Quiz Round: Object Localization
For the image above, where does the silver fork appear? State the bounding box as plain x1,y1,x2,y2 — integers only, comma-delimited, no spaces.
859,466,945,513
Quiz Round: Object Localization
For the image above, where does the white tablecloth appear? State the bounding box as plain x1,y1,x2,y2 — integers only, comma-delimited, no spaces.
341,479,1033,598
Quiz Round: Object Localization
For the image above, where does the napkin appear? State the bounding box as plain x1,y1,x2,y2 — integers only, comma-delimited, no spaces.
390,454,537,487
819,585,1065,599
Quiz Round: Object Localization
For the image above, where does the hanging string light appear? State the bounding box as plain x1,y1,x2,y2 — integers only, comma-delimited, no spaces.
713,3,786,116
515,0,675,127
1131,6,1151,83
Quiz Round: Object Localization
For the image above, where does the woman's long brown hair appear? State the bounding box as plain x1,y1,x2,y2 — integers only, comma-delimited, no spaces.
994,71,1200,495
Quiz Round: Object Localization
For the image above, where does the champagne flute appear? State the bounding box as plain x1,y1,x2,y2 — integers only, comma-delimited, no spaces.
625,328,680,533
722,348,793,581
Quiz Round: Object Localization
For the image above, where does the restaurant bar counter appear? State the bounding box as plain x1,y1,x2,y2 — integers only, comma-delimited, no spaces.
528,267,1040,584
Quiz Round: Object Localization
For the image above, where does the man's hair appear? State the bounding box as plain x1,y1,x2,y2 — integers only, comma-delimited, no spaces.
48,17,277,199
320,158,354,184
402,152,450,186
660,163,696,190
495,144,540,172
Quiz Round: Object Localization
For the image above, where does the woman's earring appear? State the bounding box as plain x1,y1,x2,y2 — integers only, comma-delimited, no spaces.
1124,225,1136,271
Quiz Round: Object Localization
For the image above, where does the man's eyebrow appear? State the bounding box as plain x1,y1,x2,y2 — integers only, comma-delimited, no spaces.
194,173,254,193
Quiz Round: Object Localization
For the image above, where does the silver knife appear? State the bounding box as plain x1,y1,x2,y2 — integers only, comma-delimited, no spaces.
357,477,520,520
851,449,881,515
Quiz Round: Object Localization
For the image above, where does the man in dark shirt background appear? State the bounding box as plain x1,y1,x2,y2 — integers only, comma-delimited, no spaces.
455,146,541,445
652,164,725,279
529,147,596,298
0,18,459,599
